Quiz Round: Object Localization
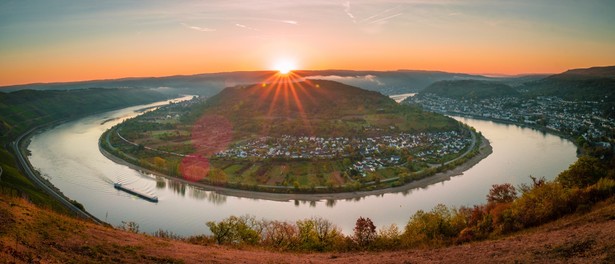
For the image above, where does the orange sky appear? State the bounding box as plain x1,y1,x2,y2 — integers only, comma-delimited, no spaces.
1,0,614,86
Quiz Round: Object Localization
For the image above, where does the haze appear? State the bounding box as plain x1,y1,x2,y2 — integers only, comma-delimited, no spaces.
1,0,615,86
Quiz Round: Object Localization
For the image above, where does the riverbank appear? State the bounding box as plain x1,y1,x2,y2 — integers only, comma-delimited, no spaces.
447,112,581,151
99,134,492,202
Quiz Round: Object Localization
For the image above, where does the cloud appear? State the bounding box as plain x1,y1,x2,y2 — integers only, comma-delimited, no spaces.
235,23,259,31
342,2,402,29
343,1,356,23
368,12,402,25
280,20,298,25
306,75,384,86
180,22,216,32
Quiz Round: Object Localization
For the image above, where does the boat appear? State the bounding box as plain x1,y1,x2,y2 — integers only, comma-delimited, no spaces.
113,183,159,203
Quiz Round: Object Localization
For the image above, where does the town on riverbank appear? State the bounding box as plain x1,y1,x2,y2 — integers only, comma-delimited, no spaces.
406,94,615,154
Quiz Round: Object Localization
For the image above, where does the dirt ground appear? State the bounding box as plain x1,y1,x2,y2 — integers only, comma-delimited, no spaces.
1,195,613,263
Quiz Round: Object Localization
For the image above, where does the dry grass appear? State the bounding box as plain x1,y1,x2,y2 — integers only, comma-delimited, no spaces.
1,194,614,263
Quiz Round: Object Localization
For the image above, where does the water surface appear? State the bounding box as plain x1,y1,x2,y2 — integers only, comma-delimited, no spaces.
28,100,576,236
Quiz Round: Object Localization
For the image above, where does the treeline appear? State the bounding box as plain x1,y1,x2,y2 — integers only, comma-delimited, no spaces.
150,155,615,251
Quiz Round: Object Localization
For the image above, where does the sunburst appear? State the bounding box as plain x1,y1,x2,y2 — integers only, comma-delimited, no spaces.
254,70,319,136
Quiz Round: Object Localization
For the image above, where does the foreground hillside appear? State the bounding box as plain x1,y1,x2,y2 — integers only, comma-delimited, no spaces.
1,193,613,263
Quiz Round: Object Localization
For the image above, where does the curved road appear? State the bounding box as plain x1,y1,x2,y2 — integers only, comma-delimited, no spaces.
12,127,105,225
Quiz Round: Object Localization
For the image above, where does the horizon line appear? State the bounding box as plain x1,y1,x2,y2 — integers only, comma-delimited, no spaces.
0,68,565,88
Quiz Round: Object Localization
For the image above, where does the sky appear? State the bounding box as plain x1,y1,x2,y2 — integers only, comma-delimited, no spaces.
1,0,614,86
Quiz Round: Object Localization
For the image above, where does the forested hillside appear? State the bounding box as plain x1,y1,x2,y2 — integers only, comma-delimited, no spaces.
0,87,179,214
0,88,174,141
419,80,519,99
522,66,615,102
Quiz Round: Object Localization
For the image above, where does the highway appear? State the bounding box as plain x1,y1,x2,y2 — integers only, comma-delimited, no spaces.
11,126,105,225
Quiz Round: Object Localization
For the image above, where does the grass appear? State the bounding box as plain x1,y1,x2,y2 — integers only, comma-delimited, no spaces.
0,149,69,215
1,190,614,263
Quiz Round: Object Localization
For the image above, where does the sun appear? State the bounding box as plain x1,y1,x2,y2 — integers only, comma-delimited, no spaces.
273,58,296,75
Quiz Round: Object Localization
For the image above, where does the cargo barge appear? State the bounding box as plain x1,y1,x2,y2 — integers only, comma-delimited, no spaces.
114,183,158,203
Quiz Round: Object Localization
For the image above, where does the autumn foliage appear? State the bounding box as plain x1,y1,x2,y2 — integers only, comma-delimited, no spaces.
192,155,615,251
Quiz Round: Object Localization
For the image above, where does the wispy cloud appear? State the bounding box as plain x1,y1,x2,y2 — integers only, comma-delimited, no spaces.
343,2,402,27
368,12,402,25
235,23,258,31
360,6,402,24
343,1,356,23
280,20,298,25
180,22,216,32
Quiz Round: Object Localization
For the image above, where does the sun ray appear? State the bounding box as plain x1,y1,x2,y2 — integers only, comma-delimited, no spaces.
255,69,317,137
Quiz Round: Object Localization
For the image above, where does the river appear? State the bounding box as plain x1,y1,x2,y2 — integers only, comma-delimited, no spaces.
27,98,577,236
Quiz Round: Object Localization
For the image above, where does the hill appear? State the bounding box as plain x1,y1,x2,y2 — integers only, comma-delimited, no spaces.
554,65,615,80
194,79,458,138
104,80,468,192
0,87,180,218
523,66,615,102
0,87,175,141
418,80,520,100
1,192,613,263
0,71,273,96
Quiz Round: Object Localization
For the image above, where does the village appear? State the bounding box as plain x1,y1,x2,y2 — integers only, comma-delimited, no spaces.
214,131,473,175
408,94,615,145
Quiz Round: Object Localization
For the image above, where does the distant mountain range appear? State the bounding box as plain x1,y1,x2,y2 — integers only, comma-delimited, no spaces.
0,69,524,96
417,66,614,102
1,66,612,101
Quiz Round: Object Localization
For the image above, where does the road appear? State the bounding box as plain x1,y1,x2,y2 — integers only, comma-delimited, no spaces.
11,126,105,224
450,128,477,164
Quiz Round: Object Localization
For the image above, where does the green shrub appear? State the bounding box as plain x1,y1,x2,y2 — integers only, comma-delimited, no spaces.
557,156,607,188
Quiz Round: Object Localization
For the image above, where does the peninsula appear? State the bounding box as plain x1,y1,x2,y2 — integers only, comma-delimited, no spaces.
100,79,489,195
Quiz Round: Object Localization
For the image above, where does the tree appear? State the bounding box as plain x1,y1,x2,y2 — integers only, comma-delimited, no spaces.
153,156,166,168
353,217,376,248
557,156,607,188
205,215,261,245
374,224,401,250
296,217,341,251
486,183,517,204
208,168,228,183
262,220,298,249
403,204,460,247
